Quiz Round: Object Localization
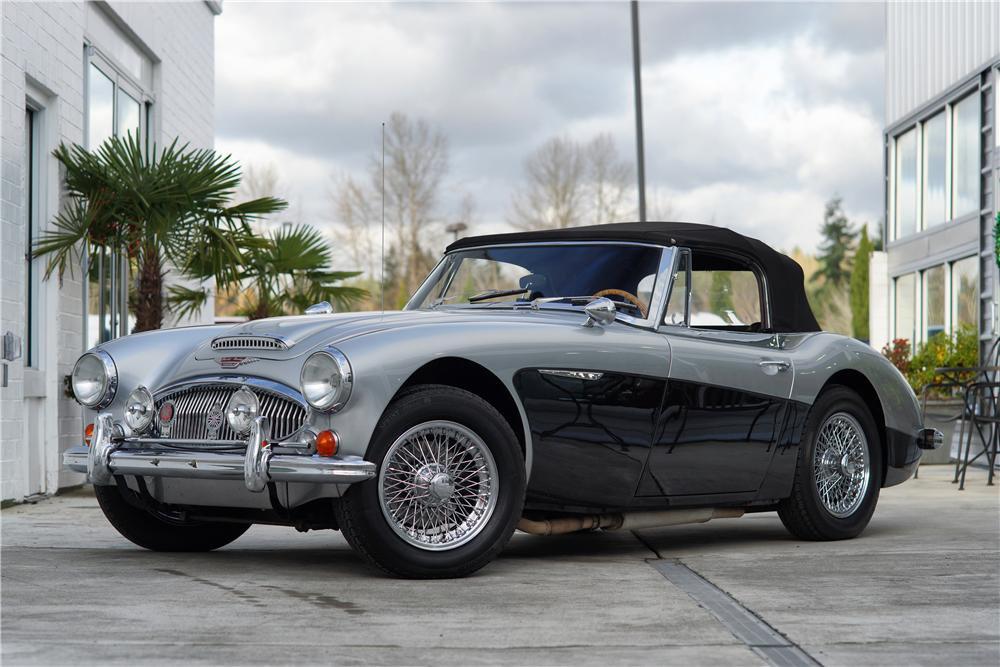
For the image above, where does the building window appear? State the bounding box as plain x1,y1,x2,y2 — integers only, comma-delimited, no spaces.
922,265,946,341
921,111,947,228
85,50,149,344
87,62,115,149
951,256,978,329
951,93,979,218
86,53,146,149
894,273,916,344
894,128,918,238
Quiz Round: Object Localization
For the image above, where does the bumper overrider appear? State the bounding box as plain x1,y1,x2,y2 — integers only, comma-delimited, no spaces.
64,413,376,492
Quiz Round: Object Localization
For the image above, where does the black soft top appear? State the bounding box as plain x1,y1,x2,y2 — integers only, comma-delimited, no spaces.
446,221,821,333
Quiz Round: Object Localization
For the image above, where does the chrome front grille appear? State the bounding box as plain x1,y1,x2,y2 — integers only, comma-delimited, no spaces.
211,336,287,351
155,385,306,442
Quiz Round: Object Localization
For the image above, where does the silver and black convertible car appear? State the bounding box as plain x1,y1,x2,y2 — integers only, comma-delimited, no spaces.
65,222,941,578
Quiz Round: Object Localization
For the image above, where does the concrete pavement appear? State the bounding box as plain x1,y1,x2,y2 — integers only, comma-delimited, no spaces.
2,465,998,666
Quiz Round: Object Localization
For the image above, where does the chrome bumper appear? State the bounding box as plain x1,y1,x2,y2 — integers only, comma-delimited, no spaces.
63,413,376,492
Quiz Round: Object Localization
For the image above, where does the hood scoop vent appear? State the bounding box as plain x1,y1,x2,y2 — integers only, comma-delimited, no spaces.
211,335,288,351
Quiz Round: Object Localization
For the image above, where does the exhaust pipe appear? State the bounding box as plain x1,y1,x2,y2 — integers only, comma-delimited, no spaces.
516,507,744,536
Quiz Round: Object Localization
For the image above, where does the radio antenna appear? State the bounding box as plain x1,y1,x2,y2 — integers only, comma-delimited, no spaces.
380,121,386,319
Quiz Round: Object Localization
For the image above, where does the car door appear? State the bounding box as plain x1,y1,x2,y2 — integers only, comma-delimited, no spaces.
636,252,794,499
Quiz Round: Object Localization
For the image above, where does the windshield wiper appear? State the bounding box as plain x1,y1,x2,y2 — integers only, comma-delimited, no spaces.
467,288,529,303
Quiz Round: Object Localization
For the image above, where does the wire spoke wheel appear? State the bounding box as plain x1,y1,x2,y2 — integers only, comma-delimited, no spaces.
378,420,499,551
813,411,871,518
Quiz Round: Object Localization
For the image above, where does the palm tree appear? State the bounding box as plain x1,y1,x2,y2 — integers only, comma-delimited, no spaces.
33,134,287,331
169,224,367,321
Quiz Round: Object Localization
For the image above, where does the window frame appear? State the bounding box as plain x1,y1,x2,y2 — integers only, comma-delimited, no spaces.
84,47,149,150
887,79,982,244
661,248,769,332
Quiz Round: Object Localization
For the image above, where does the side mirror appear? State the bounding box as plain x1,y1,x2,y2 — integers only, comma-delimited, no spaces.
305,301,334,315
582,297,616,328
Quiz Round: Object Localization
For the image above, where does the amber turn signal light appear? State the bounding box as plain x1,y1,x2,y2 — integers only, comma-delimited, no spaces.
84,423,95,447
315,430,339,457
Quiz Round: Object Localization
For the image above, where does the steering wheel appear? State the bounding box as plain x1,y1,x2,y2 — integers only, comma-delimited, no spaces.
591,289,648,318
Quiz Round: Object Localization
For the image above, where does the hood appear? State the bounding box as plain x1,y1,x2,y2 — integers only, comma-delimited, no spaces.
193,308,587,361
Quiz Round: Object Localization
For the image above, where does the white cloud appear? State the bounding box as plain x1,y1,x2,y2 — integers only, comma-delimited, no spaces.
214,2,885,256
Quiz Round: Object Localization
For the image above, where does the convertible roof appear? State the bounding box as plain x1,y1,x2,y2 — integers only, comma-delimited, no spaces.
446,221,821,333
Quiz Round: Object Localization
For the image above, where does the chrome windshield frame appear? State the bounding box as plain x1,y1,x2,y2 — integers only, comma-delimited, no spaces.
405,241,679,331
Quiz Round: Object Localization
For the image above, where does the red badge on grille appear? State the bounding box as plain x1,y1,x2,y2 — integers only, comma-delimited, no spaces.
159,402,175,423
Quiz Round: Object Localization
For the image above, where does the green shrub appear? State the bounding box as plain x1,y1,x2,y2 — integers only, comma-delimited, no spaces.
903,325,978,399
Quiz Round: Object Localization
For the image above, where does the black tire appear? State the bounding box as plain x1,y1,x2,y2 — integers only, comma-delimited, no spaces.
778,386,882,541
94,483,250,552
335,384,526,579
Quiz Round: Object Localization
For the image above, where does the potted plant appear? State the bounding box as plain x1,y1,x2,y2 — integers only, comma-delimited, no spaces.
33,134,288,332
883,326,978,464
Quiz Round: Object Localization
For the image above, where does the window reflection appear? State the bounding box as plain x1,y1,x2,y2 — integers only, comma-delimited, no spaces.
922,112,946,228
951,256,978,328
895,129,917,238
88,63,114,148
923,265,945,340
952,94,979,217
894,274,916,344
117,89,141,143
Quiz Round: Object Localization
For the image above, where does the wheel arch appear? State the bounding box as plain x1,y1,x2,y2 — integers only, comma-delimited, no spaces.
392,357,531,474
820,369,889,486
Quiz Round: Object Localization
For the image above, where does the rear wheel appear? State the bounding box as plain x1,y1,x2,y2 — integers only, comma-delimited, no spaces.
778,386,882,540
94,483,250,552
335,384,525,578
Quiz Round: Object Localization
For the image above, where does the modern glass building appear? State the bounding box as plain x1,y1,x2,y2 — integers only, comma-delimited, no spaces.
882,2,999,362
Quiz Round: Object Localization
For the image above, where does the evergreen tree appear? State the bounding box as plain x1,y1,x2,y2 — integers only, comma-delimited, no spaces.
812,196,857,288
850,225,874,341
709,271,734,315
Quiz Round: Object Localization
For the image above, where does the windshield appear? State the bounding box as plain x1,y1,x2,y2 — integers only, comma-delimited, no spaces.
407,244,664,318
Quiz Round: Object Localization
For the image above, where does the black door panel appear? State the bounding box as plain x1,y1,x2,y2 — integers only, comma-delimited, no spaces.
515,369,664,508
637,380,784,496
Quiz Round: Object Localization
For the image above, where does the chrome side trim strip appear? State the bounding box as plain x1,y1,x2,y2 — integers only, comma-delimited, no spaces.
539,369,605,381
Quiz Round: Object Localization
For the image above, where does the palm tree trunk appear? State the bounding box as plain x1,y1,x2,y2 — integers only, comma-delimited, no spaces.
134,247,164,332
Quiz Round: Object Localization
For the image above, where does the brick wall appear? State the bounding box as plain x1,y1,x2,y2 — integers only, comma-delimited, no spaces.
0,1,217,502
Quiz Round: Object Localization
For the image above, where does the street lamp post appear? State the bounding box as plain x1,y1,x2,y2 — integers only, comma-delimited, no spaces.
630,0,647,223
445,222,468,242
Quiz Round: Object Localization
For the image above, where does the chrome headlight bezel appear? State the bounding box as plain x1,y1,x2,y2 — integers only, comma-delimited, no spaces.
123,385,155,433
71,350,118,409
225,387,260,435
300,347,353,412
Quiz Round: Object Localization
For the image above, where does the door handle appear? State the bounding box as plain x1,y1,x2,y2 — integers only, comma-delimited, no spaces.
758,360,790,373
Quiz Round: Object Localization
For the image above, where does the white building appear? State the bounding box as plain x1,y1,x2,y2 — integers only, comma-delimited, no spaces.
879,2,999,362
1,1,221,504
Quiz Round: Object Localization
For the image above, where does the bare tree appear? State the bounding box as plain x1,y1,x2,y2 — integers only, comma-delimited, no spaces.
510,133,635,230
509,136,586,230
333,175,379,280
586,134,633,225
332,112,457,307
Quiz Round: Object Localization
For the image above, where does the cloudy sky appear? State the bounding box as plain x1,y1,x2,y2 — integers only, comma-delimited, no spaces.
215,1,885,258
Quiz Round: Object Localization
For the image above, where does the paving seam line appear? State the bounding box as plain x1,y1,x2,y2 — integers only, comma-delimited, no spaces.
647,558,821,667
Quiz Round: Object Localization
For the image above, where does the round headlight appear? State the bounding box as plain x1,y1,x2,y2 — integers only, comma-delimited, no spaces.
71,350,117,408
300,348,353,412
124,386,155,433
226,387,260,435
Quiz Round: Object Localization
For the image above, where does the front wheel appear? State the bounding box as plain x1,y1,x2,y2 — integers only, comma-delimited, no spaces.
94,483,251,551
778,386,882,541
335,385,526,578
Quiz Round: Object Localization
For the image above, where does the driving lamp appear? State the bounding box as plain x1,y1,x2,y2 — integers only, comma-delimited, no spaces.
225,387,260,435
71,351,117,408
124,386,155,433
300,348,353,412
